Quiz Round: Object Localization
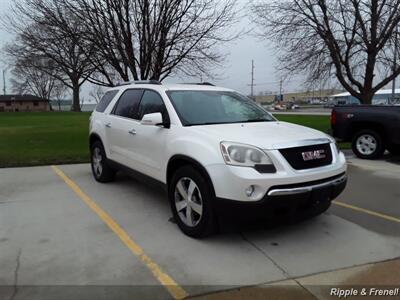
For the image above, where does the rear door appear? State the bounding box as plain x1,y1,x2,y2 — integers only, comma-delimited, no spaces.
105,89,144,168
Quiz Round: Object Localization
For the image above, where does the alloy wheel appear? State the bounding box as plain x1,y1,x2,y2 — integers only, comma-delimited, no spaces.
356,134,377,156
174,177,203,227
92,147,103,178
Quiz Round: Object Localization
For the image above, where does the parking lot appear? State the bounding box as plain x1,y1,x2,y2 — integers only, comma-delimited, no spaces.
1,153,400,300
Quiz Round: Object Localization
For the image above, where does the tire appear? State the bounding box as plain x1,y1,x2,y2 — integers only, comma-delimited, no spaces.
387,144,400,155
351,129,385,159
90,140,116,183
168,165,216,238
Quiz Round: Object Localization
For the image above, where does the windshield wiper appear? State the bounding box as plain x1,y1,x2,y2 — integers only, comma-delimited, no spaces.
186,119,271,126
241,119,270,123
186,122,227,126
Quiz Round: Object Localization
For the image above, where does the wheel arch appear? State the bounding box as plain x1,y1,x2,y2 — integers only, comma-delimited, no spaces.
89,133,104,149
351,122,387,142
166,155,215,196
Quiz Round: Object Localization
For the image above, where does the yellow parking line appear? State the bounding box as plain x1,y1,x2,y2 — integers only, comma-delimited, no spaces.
51,166,188,300
333,201,400,224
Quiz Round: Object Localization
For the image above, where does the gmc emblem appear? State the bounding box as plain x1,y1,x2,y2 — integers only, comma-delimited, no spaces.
302,150,326,161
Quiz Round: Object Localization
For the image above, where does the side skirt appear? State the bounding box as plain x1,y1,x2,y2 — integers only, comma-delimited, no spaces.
106,159,168,194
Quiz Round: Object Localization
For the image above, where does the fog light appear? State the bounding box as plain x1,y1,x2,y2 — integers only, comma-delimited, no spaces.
245,185,255,197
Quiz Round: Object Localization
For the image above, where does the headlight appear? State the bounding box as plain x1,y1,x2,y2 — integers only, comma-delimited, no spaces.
332,142,340,154
220,142,274,167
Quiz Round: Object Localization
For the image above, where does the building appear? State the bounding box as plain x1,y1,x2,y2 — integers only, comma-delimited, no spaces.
0,95,51,112
50,99,97,112
255,89,343,105
331,89,400,105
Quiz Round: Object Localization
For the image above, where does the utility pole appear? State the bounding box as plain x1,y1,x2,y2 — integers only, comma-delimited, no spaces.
279,79,283,102
2,70,6,95
250,60,255,98
391,27,398,104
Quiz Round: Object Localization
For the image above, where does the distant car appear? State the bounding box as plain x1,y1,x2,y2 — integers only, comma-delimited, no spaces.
89,81,347,237
286,103,297,110
273,104,287,110
324,103,335,109
331,106,400,159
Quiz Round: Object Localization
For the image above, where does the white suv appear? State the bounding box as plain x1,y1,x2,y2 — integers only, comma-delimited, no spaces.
89,81,347,237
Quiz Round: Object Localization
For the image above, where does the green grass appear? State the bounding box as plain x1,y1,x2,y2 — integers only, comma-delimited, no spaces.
0,112,348,168
275,114,350,149
274,114,331,133
0,112,91,168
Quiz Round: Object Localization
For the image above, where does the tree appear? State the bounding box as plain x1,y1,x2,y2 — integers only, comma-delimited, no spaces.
251,0,400,104
89,85,105,104
65,0,238,86
10,56,67,106
4,0,95,111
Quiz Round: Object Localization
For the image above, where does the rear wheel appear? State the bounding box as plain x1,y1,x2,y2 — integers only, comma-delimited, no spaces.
169,166,216,238
90,140,116,183
351,129,385,159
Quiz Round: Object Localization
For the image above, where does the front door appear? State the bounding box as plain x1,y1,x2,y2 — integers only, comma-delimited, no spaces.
132,90,170,181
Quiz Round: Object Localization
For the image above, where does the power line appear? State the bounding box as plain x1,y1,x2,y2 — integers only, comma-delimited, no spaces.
250,60,254,97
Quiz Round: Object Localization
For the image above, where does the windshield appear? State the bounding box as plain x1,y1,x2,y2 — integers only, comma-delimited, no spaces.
167,90,275,126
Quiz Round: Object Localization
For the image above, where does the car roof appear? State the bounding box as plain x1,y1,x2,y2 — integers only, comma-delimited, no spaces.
108,83,234,93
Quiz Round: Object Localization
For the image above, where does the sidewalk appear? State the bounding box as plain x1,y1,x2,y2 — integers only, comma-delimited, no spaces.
190,258,400,300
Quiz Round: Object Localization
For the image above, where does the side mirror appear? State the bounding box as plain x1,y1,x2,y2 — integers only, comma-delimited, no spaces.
141,112,163,126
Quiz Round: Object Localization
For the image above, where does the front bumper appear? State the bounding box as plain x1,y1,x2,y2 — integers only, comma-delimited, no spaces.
206,148,347,202
214,173,347,220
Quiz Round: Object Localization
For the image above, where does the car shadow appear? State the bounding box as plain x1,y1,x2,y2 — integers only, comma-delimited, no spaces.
216,212,324,236
383,153,400,164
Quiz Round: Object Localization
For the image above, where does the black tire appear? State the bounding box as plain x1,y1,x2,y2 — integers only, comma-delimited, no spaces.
90,140,116,183
387,144,400,155
351,129,385,159
168,165,216,238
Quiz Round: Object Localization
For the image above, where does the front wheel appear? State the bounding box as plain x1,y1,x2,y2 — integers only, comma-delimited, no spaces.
169,166,216,238
351,129,385,159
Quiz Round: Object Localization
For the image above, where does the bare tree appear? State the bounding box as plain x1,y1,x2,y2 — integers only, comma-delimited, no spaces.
89,85,105,104
65,0,238,86
251,0,400,104
10,56,66,104
4,0,95,111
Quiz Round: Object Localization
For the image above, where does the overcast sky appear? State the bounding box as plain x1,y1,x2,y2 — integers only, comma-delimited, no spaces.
0,0,307,99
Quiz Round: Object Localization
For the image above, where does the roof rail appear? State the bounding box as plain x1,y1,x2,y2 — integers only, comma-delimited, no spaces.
116,80,162,86
183,82,215,86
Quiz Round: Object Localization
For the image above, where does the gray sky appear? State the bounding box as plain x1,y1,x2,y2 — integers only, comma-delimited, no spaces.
0,0,306,99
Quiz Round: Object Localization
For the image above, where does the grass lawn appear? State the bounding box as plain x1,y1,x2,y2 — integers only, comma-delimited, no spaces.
0,112,91,168
0,112,347,168
275,114,350,149
274,114,331,133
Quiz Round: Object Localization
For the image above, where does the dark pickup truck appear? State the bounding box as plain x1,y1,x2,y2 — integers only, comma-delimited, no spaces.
331,106,400,159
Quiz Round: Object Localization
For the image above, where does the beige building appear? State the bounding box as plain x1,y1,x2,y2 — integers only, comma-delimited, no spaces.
0,95,51,112
255,89,344,105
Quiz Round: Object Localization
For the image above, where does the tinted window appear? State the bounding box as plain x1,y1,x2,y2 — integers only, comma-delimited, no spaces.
167,91,274,126
113,89,144,119
96,90,118,112
138,90,168,121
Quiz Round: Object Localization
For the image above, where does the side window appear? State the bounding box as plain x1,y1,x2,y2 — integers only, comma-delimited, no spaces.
138,90,168,121
112,89,144,119
95,90,118,112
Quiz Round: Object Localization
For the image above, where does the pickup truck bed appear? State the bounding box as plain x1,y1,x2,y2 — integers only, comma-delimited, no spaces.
331,105,400,159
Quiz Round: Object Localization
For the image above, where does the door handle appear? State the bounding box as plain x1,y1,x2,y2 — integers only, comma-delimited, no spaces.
105,122,112,128
128,129,137,135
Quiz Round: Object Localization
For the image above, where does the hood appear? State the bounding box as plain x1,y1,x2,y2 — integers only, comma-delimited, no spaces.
189,121,332,150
